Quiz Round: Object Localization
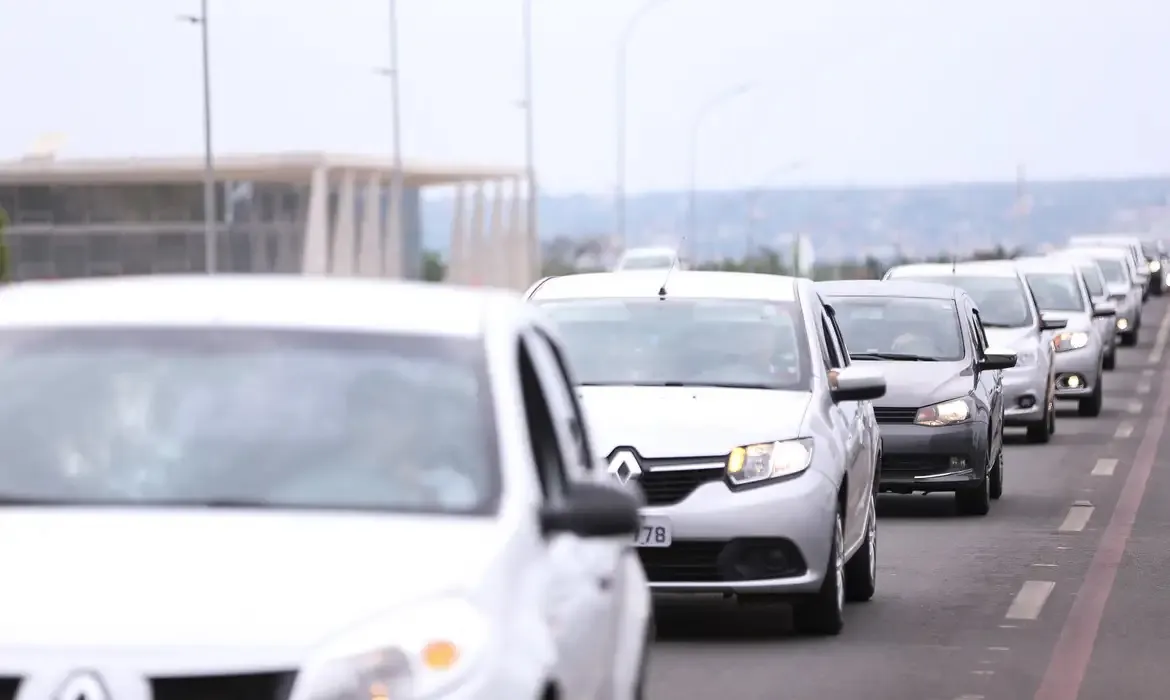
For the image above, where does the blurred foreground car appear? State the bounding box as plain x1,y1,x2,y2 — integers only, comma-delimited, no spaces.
882,262,1063,443
819,280,1015,515
528,271,886,636
0,275,651,700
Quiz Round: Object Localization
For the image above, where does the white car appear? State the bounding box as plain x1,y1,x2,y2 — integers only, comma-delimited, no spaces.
0,275,651,700
1058,246,1144,346
528,270,887,636
613,246,685,272
1068,234,1151,297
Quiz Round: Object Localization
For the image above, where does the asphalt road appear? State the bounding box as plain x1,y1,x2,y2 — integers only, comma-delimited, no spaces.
646,296,1170,700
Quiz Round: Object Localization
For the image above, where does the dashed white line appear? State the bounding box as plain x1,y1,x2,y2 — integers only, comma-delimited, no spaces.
954,696,986,700
1150,306,1170,364
1006,580,1056,620
1138,384,1152,395
1116,423,1134,439
1143,368,1156,377
1092,458,1118,476
1059,504,1095,532
1128,401,1144,414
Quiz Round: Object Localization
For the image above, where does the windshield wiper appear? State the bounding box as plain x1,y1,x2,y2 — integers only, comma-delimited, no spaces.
850,352,940,362
979,322,1021,328
661,381,778,389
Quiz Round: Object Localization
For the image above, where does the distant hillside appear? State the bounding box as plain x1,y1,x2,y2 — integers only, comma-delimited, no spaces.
422,175,1170,261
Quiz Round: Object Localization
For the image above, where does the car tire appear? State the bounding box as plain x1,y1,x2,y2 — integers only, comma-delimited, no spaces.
989,448,1004,500
1121,329,1138,347
844,491,877,603
792,511,845,636
1104,350,1116,371
1079,376,1104,417
955,469,991,516
1027,393,1052,444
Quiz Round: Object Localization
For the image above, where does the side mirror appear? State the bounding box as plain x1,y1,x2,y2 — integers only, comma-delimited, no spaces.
830,366,887,402
1092,302,1117,318
539,482,641,538
979,346,1018,371
1040,315,1068,331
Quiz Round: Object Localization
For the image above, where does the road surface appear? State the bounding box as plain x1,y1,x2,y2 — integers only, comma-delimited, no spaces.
646,296,1170,700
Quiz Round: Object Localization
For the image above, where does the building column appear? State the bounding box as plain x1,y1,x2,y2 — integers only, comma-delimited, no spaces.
467,182,486,285
445,183,467,284
301,166,331,274
357,174,383,277
526,175,541,286
505,176,524,290
329,170,358,275
384,177,403,279
486,179,507,287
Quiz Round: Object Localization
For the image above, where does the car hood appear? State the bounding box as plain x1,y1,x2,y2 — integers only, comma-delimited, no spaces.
984,325,1040,351
578,386,810,459
1037,310,1093,332
857,361,972,407
0,510,503,666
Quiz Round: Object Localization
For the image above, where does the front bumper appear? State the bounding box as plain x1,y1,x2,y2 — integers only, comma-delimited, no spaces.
635,468,838,595
1053,347,1101,399
1002,365,1049,425
878,421,988,493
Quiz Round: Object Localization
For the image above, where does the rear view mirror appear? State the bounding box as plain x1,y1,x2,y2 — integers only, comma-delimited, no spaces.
1040,315,1068,331
539,482,641,538
979,346,1018,371
830,366,887,402
1092,302,1117,318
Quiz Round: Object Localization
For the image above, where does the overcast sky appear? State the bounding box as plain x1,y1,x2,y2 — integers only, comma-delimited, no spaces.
2,0,1168,193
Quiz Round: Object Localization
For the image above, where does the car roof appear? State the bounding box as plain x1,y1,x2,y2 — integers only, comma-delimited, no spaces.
528,270,800,302
618,246,677,259
0,275,520,337
1069,234,1142,247
1011,256,1081,274
885,261,1021,279
816,279,960,301
1060,245,1131,260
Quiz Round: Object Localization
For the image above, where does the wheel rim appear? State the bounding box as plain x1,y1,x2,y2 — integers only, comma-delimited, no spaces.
867,495,877,583
834,517,845,613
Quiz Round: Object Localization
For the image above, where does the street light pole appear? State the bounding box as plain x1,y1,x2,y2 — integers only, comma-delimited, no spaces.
614,0,670,250
686,83,752,251
180,0,217,274
387,0,404,278
522,0,538,284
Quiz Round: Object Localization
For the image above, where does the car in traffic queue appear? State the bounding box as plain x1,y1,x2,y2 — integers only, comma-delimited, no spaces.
818,280,1016,515
1011,257,1116,417
0,275,653,700
1139,239,1168,295
882,261,1064,444
526,270,887,636
1059,245,1144,346
1068,234,1152,300
1044,250,1120,369
613,246,687,272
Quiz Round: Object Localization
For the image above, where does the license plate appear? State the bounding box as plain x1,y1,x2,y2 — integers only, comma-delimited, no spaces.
635,516,672,547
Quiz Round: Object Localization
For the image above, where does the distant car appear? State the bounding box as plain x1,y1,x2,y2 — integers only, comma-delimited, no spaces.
613,246,685,272
1139,239,1168,295
818,280,1016,515
1059,246,1144,346
0,275,651,700
528,270,887,636
1012,257,1116,416
1068,234,1151,299
1045,250,1120,369
882,261,1064,444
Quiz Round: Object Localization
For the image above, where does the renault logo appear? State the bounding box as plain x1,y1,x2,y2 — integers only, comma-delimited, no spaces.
607,449,642,484
54,671,109,700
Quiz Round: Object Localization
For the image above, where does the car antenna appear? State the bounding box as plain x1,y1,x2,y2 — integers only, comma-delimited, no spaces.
657,235,686,299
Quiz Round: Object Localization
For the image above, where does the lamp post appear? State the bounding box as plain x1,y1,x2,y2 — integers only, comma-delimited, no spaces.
375,0,405,278
178,0,217,273
521,0,538,284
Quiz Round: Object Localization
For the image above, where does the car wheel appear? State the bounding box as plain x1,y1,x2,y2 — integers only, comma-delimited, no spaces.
844,490,877,602
989,448,1004,500
1121,328,1139,347
955,468,991,516
793,510,845,636
1104,350,1116,371
1079,376,1104,417
1047,394,1057,434
1027,392,1052,444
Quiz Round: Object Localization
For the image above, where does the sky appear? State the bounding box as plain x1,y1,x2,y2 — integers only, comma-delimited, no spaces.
2,0,1169,194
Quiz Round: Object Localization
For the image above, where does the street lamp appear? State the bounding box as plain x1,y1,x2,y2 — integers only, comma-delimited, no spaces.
374,0,405,278
521,0,537,284
686,83,753,245
614,0,672,249
178,0,217,274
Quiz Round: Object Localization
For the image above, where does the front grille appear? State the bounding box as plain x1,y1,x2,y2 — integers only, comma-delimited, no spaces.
151,672,296,700
638,468,723,506
882,454,953,474
873,407,919,424
638,538,807,583
0,678,20,700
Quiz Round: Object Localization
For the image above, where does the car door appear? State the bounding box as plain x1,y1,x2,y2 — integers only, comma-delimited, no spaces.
816,302,867,543
969,307,1004,453
523,327,617,698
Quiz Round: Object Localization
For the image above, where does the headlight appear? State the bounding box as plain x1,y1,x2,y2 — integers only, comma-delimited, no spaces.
726,438,813,486
1117,317,1130,331
915,398,972,426
291,599,489,700
1053,331,1090,352
1150,260,1161,273
1012,350,1038,367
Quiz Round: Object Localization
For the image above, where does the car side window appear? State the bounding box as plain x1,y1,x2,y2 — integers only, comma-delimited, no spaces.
820,312,844,369
530,327,597,475
523,328,593,480
825,307,852,367
517,336,569,503
971,309,990,351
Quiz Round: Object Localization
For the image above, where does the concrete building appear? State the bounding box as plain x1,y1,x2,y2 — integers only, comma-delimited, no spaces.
0,151,536,288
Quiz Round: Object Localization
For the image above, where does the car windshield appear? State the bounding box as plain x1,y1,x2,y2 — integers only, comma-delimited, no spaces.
1093,257,1127,283
0,328,498,514
1024,272,1085,312
829,296,964,361
1077,265,1105,296
619,255,675,270
892,275,1034,328
539,298,810,390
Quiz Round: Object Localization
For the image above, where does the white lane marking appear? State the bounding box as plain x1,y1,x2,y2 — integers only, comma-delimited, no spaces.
1006,580,1056,620
1059,504,1095,532
1139,384,1152,394
1143,368,1156,377
1128,401,1144,414
987,646,1010,651
1116,423,1134,438
1150,306,1170,364
1033,562,1058,567
971,669,995,676
1092,458,1118,476
954,696,986,700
